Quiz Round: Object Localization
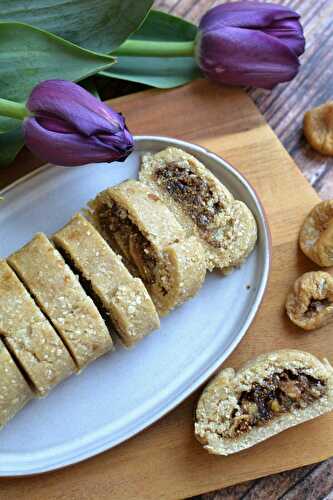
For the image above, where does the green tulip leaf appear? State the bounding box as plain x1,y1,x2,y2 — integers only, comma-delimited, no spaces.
0,0,153,53
0,22,116,102
101,10,201,89
100,58,200,89
0,116,21,133
0,21,116,165
0,126,24,168
0,116,24,167
131,10,198,42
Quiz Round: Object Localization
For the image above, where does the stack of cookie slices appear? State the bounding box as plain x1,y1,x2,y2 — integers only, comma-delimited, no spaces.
0,147,257,429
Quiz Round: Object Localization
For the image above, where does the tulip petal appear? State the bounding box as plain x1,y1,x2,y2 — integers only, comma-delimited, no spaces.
37,116,77,134
23,116,133,167
262,18,305,57
24,79,133,166
27,79,125,137
198,27,300,89
200,2,301,31
199,2,305,58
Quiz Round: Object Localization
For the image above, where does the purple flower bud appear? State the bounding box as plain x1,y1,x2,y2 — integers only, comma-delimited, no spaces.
23,80,134,166
196,2,305,90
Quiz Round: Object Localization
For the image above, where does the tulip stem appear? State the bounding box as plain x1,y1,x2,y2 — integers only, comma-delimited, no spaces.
114,40,195,57
0,98,29,120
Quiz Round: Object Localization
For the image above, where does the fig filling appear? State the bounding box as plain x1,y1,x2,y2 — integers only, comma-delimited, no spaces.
224,370,326,438
305,298,331,317
57,248,115,335
97,204,169,295
154,161,226,248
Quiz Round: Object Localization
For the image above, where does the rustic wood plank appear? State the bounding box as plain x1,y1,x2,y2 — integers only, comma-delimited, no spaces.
235,464,319,500
250,0,333,190
281,458,333,500
199,480,255,499
201,463,317,499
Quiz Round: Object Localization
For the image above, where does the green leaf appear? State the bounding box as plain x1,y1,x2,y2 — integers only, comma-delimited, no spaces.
0,22,116,102
0,116,21,133
0,116,24,166
131,10,197,42
100,58,200,89
0,0,153,53
0,126,24,168
101,10,201,89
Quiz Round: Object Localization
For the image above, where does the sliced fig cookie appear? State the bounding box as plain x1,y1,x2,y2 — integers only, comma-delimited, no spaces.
53,213,160,347
140,147,257,272
195,350,333,455
89,180,206,316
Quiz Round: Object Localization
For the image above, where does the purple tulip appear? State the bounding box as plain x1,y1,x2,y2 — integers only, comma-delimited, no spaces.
196,2,305,90
23,80,134,166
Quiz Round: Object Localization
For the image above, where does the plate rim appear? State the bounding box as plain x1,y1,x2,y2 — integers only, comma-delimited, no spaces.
0,135,271,476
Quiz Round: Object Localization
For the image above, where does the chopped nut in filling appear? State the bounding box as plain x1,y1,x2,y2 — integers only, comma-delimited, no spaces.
97,203,169,295
154,161,228,248
98,204,133,260
223,370,326,438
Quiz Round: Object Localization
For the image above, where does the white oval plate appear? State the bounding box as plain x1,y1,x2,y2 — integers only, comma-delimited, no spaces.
0,136,270,476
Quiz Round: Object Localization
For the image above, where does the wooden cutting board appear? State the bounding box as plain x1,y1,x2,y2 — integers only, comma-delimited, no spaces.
1,79,331,500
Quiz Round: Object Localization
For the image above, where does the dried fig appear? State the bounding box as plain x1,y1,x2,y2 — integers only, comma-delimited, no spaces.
286,271,333,330
304,102,333,155
299,200,333,266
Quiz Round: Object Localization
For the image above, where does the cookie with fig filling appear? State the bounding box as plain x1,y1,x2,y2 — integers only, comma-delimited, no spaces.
195,350,333,455
53,213,160,347
8,233,113,371
0,338,33,429
139,147,257,272
88,180,206,316
0,260,75,396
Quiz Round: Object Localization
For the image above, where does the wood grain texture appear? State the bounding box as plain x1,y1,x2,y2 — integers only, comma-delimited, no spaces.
1,79,332,500
153,1,333,498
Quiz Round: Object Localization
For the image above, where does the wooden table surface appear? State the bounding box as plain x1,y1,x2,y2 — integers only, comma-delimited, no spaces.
154,0,333,499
